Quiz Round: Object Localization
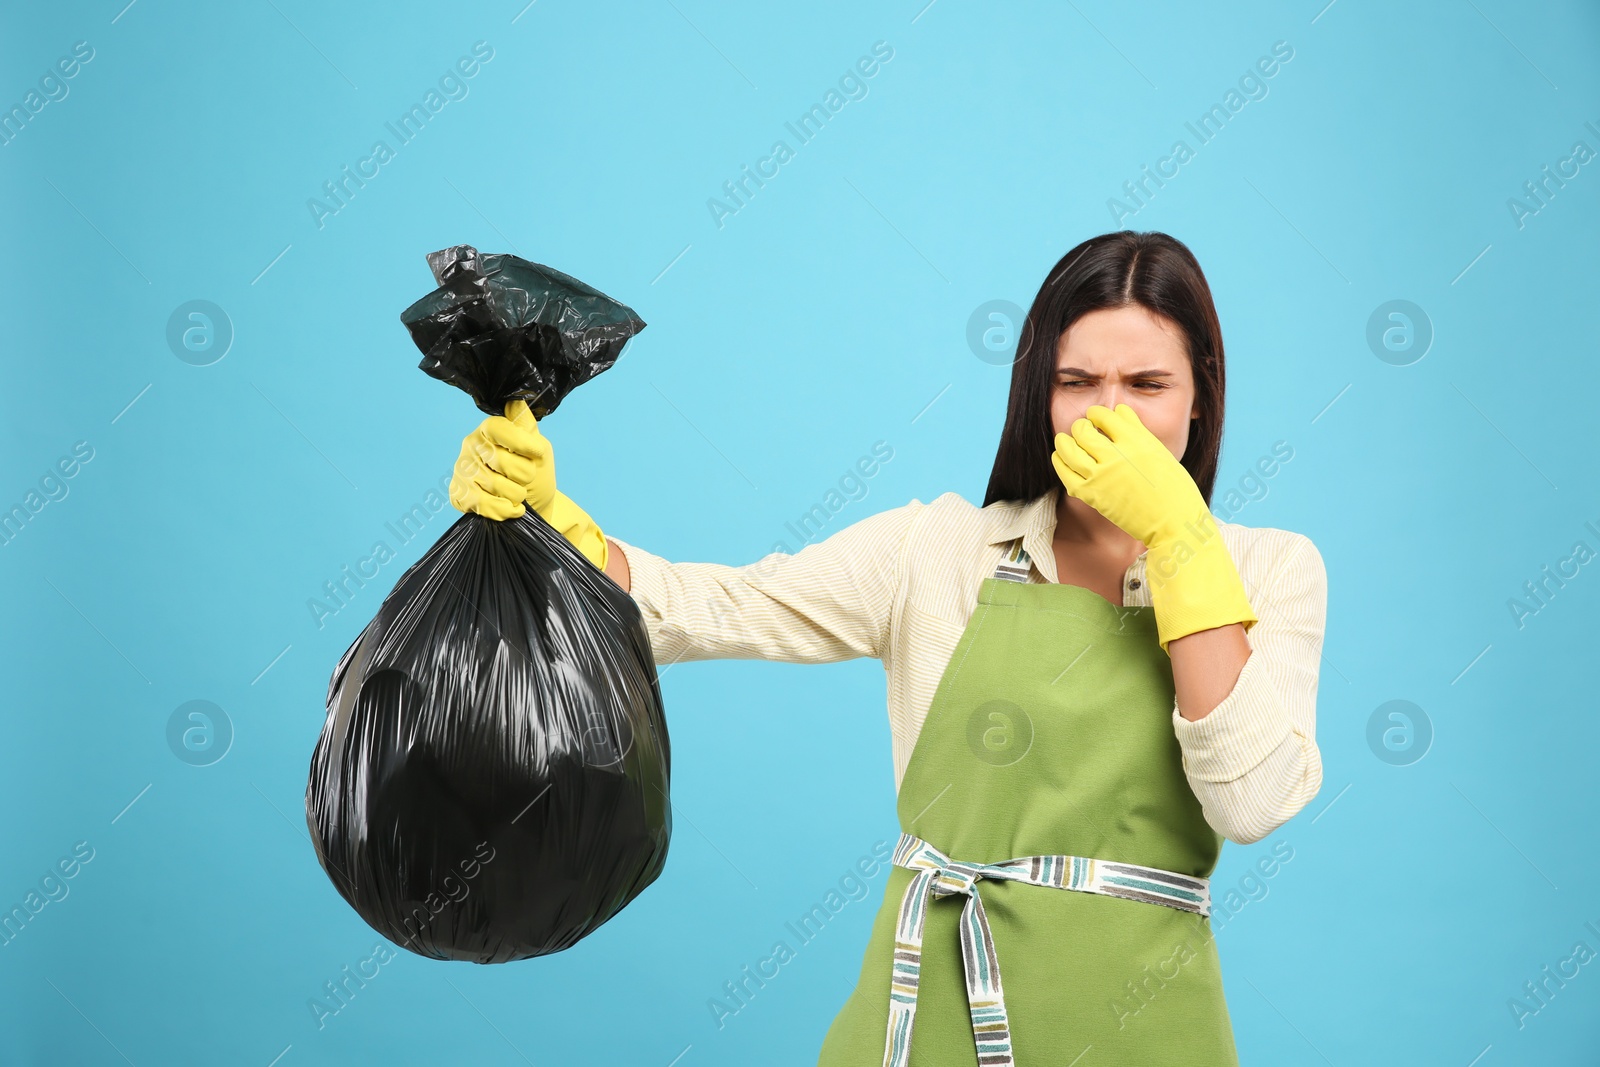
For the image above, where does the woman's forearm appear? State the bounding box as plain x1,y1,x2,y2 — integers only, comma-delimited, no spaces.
1168,622,1250,721
603,537,631,592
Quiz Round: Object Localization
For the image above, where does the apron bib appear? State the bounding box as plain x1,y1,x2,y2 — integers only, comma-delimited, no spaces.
817,540,1238,1066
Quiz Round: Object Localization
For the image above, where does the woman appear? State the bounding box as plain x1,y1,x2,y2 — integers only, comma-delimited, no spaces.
449,230,1327,1065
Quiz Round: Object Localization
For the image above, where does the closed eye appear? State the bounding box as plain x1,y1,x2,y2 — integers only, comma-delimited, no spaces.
1059,379,1167,389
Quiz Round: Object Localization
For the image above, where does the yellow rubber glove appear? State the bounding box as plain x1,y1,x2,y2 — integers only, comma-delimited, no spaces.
447,399,609,571
1051,403,1256,652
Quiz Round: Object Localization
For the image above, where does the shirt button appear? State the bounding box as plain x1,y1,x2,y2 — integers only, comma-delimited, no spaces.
1128,579,1142,589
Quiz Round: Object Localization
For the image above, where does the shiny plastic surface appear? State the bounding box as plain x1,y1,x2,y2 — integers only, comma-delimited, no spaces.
305,247,667,964
400,243,647,419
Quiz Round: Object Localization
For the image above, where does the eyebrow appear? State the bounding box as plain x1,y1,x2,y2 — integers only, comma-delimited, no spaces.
1055,366,1176,378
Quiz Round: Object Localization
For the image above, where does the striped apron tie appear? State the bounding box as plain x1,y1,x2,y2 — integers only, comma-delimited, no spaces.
882,831,1212,1067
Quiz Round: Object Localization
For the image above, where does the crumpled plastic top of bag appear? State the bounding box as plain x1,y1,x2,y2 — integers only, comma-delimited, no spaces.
401,243,647,418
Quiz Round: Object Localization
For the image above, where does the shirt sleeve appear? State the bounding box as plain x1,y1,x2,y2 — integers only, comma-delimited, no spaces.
607,499,927,667
1169,534,1327,845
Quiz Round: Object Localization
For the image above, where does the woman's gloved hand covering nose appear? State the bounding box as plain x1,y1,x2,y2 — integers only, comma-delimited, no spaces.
448,399,609,571
1051,403,1256,652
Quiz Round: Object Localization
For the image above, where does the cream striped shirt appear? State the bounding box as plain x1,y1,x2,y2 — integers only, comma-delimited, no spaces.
609,485,1326,845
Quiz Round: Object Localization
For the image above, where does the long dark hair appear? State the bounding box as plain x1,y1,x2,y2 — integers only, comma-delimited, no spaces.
982,230,1227,508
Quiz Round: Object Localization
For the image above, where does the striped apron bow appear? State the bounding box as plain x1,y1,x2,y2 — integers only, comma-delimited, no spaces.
882,831,1212,1067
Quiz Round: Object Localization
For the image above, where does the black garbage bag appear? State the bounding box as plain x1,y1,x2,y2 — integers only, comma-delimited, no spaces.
305,244,667,964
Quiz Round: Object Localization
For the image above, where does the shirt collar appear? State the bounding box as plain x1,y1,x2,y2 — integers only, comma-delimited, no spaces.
984,485,1155,565
984,485,1063,547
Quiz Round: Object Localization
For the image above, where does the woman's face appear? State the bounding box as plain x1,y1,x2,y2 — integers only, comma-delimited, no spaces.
1050,305,1198,460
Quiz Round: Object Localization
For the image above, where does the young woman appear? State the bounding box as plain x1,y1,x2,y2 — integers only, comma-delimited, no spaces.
449,230,1327,1066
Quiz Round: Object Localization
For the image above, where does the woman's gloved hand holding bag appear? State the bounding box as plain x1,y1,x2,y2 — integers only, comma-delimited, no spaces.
450,398,609,570
1052,403,1258,652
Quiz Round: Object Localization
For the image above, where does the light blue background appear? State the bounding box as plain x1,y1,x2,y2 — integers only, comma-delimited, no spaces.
3,1,1597,1064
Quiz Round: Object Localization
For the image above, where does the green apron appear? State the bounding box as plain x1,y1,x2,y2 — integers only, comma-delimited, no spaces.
817,539,1238,1066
